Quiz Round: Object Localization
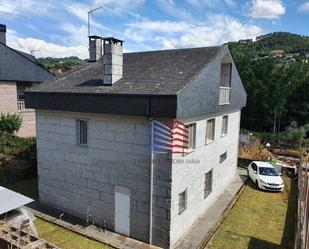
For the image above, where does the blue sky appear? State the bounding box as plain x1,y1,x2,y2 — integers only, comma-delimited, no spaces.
0,0,308,58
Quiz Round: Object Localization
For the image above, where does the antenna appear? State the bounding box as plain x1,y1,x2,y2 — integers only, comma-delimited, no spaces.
88,6,103,36
30,49,40,56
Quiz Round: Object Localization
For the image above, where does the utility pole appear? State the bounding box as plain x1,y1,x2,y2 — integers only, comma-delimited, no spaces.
88,7,103,37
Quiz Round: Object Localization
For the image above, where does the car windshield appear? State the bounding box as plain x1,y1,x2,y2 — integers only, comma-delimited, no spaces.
258,167,279,176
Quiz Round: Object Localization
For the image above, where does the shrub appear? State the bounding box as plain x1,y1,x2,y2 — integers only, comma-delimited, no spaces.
0,132,36,166
0,113,22,134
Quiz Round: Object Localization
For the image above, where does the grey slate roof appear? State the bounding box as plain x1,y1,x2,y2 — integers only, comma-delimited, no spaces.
25,45,247,118
0,42,55,83
28,46,222,95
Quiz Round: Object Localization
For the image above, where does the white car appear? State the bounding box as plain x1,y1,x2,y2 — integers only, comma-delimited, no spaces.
248,161,284,191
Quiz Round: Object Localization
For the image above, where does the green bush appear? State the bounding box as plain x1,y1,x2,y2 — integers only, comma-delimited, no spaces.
0,132,36,166
0,113,22,134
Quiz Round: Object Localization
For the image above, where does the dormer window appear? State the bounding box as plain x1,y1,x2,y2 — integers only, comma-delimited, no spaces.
219,55,232,105
220,63,232,87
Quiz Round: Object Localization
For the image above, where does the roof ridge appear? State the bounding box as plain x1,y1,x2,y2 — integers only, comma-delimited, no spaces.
124,45,223,55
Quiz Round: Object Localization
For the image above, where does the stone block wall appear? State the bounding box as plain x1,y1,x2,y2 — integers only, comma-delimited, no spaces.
0,81,17,112
35,110,172,248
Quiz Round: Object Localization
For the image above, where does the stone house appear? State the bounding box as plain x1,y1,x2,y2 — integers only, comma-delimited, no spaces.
25,36,246,248
0,24,55,136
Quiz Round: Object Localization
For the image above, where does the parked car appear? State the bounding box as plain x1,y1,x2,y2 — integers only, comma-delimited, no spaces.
248,161,284,191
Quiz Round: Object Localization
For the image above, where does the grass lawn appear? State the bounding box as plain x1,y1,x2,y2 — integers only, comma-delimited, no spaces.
206,177,296,249
34,218,111,249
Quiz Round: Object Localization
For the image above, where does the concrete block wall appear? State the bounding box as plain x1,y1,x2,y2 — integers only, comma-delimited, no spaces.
18,111,36,137
170,109,241,247
35,110,172,248
0,81,17,112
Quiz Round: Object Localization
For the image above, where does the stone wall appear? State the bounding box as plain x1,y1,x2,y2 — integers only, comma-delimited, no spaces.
0,81,17,112
35,110,172,248
170,109,241,247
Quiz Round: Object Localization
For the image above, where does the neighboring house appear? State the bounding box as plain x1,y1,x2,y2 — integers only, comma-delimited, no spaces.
25,36,246,248
0,24,55,137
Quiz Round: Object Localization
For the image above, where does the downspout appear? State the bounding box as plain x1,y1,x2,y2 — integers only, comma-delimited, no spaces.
147,97,154,244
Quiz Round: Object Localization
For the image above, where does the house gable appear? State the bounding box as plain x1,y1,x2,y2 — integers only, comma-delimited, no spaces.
0,42,55,83
177,46,247,118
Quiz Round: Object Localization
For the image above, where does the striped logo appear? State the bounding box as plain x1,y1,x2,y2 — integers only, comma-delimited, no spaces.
150,120,189,154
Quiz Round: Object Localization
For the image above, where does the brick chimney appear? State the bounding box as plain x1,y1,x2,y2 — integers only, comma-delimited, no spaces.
88,35,103,62
103,37,123,85
0,24,6,45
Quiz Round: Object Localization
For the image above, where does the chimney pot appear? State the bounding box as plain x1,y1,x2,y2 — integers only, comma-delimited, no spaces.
88,35,102,62
0,24,6,45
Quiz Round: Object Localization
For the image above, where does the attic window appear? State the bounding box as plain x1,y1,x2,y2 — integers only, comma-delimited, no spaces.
220,63,232,87
219,56,232,105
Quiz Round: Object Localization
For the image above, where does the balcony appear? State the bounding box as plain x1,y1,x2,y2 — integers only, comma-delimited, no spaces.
17,100,32,112
219,87,231,105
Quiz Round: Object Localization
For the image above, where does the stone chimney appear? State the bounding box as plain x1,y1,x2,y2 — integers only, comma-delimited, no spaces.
103,37,123,85
88,35,103,62
0,24,6,45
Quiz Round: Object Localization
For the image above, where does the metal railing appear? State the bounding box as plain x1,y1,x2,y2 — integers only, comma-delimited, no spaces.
219,87,231,105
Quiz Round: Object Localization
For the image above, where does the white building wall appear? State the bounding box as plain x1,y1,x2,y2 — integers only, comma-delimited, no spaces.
170,109,241,247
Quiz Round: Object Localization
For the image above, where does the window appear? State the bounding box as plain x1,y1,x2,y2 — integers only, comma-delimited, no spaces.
206,119,215,144
251,163,257,172
220,63,232,87
221,115,228,136
77,120,88,145
204,170,213,199
220,152,227,163
179,189,187,214
186,123,196,150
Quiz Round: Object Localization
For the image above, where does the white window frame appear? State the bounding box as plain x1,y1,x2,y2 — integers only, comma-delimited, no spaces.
220,151,227,164
206,119,215,144
178,189,187,215
186,123,196,150
77,119,88,145
204,169,213,199
221,115,228,137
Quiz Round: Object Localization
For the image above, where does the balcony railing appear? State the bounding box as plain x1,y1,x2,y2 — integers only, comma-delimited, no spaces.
17,100,31,112
219,87,231,105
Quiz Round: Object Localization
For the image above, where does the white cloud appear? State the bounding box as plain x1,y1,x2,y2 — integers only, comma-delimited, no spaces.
248,0,286,19
126,21,190,33
298,2,309,12
186,0,235,8
6,29,88,59
186,0,218,7
225,0,236,7
125,15,263,49
155,0,191,19
0,0,54,16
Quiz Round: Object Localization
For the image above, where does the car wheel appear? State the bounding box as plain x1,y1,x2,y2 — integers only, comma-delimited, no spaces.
255,180,259,189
